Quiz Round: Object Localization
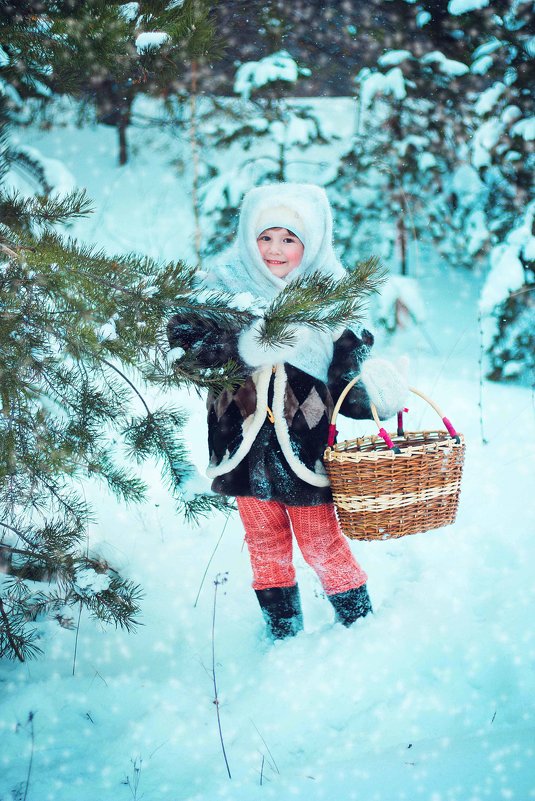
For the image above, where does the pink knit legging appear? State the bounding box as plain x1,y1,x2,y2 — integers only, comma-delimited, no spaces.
237,497,367,595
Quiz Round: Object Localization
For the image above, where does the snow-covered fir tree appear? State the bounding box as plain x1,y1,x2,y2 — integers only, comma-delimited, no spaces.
458,1,534,383
479,202,534,384
327,48,469,332
0,0,219,165
196,48,335,262
394,0,533,382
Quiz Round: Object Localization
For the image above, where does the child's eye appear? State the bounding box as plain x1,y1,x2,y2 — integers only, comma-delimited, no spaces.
283,238,296,243
258,235,271,241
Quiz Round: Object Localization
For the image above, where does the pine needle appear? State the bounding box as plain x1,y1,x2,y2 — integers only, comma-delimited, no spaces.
259,257,387,346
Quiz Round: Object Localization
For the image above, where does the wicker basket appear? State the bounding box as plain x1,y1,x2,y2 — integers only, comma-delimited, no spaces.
324,376,465,541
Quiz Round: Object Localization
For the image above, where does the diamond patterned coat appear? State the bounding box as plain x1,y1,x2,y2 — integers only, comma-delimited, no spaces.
167,317,374,505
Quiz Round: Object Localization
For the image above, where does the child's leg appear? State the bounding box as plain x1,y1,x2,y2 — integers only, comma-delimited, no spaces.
236,497,303,639
236,497,296,590
286,502,368,596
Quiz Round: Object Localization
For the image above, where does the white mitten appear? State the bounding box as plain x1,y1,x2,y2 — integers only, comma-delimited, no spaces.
238,319,298,369
360,356,409,420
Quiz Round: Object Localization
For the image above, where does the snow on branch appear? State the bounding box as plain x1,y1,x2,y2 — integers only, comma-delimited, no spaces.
234,50,310,100
420,51,469,77
479,202,534,355
448,0,490,14
357,67,407,118
135,31,171,53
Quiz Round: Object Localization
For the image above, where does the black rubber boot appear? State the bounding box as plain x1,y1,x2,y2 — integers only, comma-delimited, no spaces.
255,585,304,640
328,584,373,627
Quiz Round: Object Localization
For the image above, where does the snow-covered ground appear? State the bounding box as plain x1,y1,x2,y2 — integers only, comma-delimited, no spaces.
1,100,534,801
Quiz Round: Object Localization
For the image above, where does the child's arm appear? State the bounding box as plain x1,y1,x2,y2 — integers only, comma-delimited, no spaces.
167,314,247,370
328,328,409,421
328,328,374,419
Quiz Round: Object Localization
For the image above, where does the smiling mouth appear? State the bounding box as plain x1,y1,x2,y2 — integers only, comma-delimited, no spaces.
265,259,286,265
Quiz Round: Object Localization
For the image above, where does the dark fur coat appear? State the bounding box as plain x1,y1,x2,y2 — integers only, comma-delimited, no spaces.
167,317,374,505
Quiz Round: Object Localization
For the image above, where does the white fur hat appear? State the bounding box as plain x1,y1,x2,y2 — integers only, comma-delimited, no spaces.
254,205,306,245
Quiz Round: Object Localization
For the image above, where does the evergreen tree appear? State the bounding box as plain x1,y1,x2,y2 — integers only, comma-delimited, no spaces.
395,0,534,381
0,0,219,165
0,2,242,661
0,169,259,660
328,28,473,275
196,47,333,261
456,0,534,383
207,0,432,96
486,284,535,386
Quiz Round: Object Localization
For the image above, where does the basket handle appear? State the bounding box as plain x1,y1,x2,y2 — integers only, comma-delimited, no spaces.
327,374,460,449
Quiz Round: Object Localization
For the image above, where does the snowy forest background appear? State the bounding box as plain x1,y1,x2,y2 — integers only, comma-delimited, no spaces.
0,2,534,800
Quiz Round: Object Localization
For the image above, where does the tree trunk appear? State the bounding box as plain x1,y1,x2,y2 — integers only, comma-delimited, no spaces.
189,60,202,268
277,141,285,181
397,214,408,276
118,124,128,166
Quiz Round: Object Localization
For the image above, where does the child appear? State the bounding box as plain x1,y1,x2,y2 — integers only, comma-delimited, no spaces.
168,183,408,640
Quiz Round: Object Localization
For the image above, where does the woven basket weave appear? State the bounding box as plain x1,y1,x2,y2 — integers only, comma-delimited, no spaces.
324,377,465,541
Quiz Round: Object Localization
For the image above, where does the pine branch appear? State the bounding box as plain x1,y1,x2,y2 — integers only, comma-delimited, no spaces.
0,578,43,661
0,521,36,549
0,0,236,662
0,597,25,662
87,450,147,505
81,575,143,633
0,542,34,559
33,477,90,529
122,406,191,485
100,358,151,417
259,257,386,346
0,189,94,232
24,589,76,621
6,146,53,194
36,519,85,553
101,359,192,487
167,291,255,330
179,492,235,525
165,353,246,395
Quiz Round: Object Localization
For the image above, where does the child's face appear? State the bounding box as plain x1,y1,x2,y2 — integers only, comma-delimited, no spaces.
256,227,304,278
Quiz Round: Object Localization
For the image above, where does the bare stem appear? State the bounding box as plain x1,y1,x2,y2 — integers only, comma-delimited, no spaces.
477,311,489,445
72,601,83,677
212,574,231,780
250,719,280,774
193,513,231,608
23,711,35,801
